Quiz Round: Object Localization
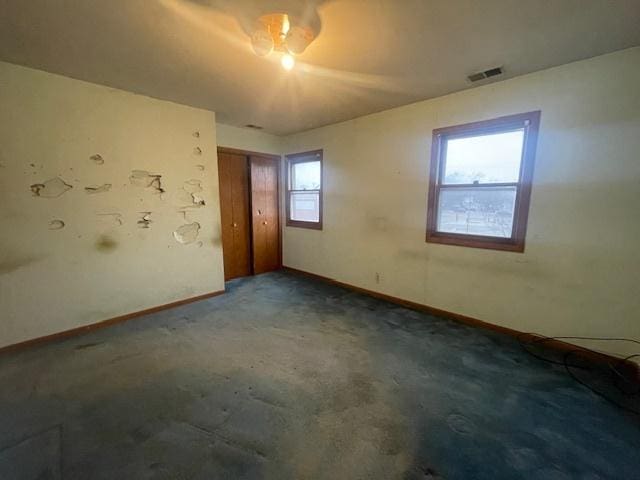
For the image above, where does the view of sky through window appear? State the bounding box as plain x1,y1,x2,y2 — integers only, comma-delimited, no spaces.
291,161,321,190
443,129,524,184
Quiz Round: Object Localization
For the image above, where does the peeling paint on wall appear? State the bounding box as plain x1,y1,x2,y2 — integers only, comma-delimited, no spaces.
129,170,164,194
176,179,206,207
30,177,73,198
48,220,65,230
193,147,202,155
173,222,200,244
195,164,205,171
90,154,104,165
1,59,226,350
137,212,152,229
84,184,112,194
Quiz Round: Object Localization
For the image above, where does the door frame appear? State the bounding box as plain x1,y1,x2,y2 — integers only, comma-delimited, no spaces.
217,146,283,273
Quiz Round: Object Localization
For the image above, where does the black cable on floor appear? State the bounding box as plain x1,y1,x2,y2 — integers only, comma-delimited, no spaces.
517,334,640,416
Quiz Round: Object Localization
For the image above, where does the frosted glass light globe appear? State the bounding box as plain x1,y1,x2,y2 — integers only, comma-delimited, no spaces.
285,25,311,55
251,28,274,57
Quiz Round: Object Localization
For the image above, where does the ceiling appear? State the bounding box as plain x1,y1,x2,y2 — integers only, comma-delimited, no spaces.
0,0,639,135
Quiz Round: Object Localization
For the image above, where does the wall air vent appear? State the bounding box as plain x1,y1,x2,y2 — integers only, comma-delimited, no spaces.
467,72,487,82
467,66,503,83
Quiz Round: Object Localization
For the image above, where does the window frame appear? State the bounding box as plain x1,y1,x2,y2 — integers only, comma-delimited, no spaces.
426,111,541,252
285,149,323,230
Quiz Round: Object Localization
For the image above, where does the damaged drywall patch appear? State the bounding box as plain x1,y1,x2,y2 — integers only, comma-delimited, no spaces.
137,212,152,229
176,179,206,207
48,220,65,230
173,222,200,244
195,164,205,171
193,147,202,155
129,170,164,194
184,179,205,205
30,177,73,198
90,154,104,165
193,131,200,138
84,184,112,194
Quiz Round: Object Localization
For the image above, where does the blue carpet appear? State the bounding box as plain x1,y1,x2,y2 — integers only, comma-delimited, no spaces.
0,271,638,479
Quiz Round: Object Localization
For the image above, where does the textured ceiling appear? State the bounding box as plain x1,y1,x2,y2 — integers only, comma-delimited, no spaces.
0,0,639,135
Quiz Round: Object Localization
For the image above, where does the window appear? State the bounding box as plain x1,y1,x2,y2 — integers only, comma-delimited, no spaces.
426,111,541,252
286,150,323,229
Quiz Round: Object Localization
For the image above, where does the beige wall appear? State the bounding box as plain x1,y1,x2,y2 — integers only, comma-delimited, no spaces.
216,123,283,155
0,61,225,349
283,48,640,357
2,49,638,356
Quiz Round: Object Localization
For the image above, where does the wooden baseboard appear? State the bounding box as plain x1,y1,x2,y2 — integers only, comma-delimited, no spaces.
283,265,523,334
0,290,225,356
282,266,640,378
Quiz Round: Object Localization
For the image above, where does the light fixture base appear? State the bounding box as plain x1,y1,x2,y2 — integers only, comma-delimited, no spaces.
250,12,316,58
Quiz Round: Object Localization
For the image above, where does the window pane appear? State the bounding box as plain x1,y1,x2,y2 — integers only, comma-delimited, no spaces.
437,187,517,238
291,161,321,190
290,191,320,222
443,130,524,184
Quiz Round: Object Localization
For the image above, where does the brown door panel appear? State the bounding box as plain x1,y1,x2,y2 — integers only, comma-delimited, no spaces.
218,152,251,280
250,156,280,274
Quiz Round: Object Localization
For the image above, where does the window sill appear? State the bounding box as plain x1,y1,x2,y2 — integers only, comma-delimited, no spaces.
425,231,525,252
286,220,323,230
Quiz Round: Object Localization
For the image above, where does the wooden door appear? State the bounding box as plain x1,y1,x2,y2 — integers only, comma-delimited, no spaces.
250,155,280,274
217,151,251,280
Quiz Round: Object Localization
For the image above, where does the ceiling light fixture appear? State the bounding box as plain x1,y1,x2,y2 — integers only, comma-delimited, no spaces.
248,13,317,71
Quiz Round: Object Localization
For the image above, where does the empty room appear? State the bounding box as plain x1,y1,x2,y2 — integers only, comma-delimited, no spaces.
1,1,639,479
